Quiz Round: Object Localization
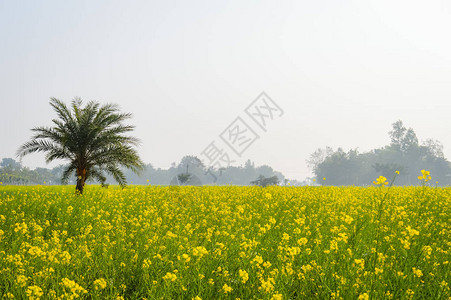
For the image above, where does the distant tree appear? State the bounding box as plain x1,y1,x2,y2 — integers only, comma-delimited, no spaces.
389,120,419,153
422,139,444,158
251,175,279,187
401,128,419,153
177,173,192,185
265,175,279,187
389,120,407,151
306,147,333,173
244,159,254,169
17,98,144,194
256,165,275,177
372,163,405,179
0,158,22,172
178,155,204,170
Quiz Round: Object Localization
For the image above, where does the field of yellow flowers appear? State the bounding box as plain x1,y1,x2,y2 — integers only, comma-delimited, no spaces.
0,184,450,299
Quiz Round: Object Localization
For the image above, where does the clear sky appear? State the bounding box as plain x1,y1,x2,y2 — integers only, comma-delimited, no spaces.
1,0,451,180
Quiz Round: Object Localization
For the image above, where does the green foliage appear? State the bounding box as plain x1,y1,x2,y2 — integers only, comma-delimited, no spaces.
251,175,280,187
177,173,192,185
0,156,289,187
17,98,144,193
309,120,451,186
0,158,64,185
125,157,286,186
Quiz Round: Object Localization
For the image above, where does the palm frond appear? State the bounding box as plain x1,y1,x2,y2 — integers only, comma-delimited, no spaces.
17,139,62,158
49,98,74,125
87,167,106,184
105,165,127,186
61,164,77,184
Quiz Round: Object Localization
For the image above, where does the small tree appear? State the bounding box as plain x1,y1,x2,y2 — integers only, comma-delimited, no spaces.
251,175,279,187
177,173,192,185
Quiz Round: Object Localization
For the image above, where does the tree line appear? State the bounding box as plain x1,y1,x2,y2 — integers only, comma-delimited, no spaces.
0,156,288,187
308,120,451,186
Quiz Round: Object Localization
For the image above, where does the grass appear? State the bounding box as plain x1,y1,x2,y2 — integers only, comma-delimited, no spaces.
0,184,450,299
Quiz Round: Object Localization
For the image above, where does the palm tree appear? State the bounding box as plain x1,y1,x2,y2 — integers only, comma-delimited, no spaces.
17,98,144,194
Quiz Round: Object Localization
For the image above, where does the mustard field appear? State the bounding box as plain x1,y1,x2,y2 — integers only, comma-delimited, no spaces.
0,185,450,299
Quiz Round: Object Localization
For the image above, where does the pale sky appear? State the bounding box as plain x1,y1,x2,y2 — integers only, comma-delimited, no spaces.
1,0,451,180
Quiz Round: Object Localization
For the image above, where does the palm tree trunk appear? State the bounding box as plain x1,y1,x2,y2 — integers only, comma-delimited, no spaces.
76,177,85,194
76,168,86,194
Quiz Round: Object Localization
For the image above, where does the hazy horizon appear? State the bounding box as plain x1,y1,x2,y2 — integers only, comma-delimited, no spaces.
1,0,451,181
